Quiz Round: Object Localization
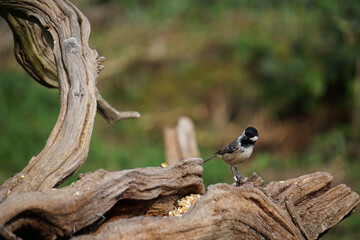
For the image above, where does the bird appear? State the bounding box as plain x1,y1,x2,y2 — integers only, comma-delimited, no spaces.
204,127,258,185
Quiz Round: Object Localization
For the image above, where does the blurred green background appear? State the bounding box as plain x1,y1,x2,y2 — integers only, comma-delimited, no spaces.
0,0,359,238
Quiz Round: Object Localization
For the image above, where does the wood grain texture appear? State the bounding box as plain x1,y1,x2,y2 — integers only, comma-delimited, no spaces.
0,0,98,200
0,1,359,239
264,172,333,205
0,159,204,239
74,184,304,240
0,1,139,124
0,0,139,203
71,172,358,240
264,172,359,239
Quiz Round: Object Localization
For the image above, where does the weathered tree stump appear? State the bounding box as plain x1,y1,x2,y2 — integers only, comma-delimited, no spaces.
0,159,358,239
71,170,359,240
0,1,358,240
164,116,200,165
0,159,204,239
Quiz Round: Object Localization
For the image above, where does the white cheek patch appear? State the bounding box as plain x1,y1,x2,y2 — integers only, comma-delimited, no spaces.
250,136,258,142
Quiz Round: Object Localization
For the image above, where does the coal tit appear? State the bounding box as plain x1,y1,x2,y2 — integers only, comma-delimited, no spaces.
204,127,258,184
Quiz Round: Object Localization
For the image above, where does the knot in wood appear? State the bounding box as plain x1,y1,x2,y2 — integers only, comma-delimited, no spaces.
74,88,86,97
63,37,81,54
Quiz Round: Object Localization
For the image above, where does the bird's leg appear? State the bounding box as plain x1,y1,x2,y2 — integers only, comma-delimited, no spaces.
231,166,243,185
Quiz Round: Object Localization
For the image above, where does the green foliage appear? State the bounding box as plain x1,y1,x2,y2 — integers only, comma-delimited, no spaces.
0,70,59,182
87,0,360,120
1,0,360,238
304,128,348,165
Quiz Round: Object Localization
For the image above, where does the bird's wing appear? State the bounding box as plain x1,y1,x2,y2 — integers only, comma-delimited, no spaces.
216,137,240,155
204,137,240,163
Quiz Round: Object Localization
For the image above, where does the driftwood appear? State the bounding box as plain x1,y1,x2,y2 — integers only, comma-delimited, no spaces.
70,171,359,240
0,0,359,240
0,159,204,239
0,158,358,240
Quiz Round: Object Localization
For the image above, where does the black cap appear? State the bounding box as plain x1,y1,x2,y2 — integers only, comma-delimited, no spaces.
245,127,258,138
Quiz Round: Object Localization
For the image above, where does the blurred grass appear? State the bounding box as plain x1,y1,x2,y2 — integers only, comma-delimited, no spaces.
0,0,360,239
0,71,58,181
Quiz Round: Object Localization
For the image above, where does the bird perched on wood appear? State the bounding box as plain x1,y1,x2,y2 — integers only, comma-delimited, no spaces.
204,127,258,185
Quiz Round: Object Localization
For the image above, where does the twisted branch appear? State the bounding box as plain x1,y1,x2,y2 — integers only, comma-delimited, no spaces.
0,0,138,201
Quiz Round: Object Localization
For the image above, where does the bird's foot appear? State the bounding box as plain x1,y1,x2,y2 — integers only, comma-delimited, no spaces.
234,175,247,186
233,173,242,183
231,166,246,186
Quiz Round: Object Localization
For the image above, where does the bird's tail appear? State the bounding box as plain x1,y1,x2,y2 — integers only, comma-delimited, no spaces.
203,154,218,163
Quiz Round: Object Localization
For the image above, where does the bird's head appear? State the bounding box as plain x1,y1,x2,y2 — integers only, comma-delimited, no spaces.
244,127,258,143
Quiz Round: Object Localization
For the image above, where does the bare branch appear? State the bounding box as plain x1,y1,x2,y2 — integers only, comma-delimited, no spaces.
0,0,136,124
96,89,140,123
0,0,98,200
